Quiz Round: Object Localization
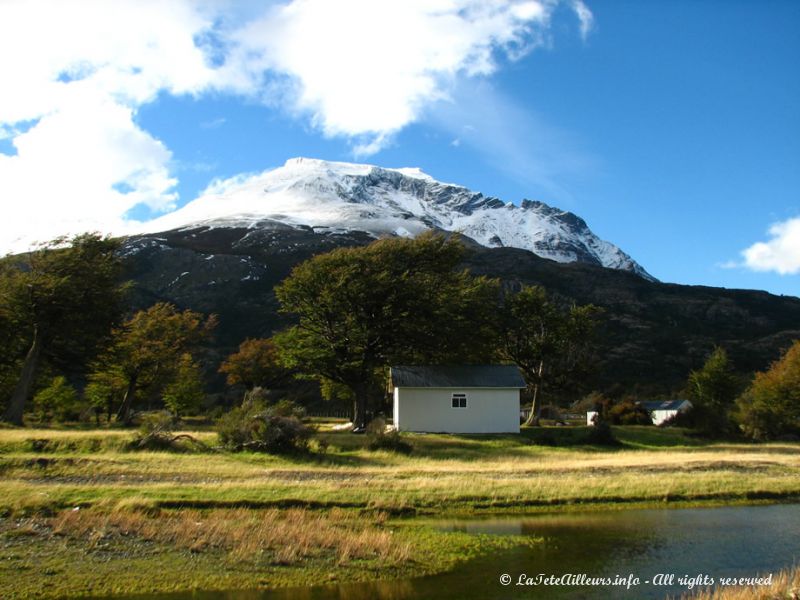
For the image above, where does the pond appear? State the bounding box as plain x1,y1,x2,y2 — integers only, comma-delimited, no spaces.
99,503,800,600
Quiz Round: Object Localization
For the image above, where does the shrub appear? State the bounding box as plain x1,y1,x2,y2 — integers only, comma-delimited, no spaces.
162,353,205,417
129,412,179,451
607,398,652,425
365,417,412,454
128,411,206,452
217,399,312,453
687,347,740,436
659,407,696,428
269,398,306,418
539,404,566,424
32,376,79,422
584,418,619,446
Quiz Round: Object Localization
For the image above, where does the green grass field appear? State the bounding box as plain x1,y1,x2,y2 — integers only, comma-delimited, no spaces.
1,424,798,598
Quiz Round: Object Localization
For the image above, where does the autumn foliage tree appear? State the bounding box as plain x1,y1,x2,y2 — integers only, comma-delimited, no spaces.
91,303,216,424
735,340,800,440
219,338,286,391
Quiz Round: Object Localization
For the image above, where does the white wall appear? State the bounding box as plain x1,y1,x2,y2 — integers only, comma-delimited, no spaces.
651,410,675,426
394,387,520,433
650,401,691,425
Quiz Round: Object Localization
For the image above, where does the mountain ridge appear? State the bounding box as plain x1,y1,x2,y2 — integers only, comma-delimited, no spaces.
141,157,654,280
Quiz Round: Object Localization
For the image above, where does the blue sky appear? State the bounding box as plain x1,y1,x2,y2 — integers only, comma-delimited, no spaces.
1,0,798,296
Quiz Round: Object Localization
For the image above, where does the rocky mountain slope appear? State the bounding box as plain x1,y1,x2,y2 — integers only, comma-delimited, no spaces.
141,158,654,280
121,225,800,397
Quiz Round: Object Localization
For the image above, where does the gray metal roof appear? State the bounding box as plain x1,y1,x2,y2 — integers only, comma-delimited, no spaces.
640,400,691,411
391,365,526,389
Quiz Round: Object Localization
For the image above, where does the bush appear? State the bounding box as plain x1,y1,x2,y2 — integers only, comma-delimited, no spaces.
32,376,80,422
217,399,312,453
269,398,306,418
129,411,179,450
128,411,207,452
584,418,619,446
687,347,740,436
162,353,205,417
607,398,652,425
583,407,620,446
539,404,566,424
659,407,696,428
365,417,412,454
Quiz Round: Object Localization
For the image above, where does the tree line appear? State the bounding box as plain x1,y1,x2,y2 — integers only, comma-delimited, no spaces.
1,232,797,439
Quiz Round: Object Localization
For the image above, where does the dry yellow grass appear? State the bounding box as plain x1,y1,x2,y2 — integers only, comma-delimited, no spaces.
1,428,799,515
49,505,409,565
678,566,800,599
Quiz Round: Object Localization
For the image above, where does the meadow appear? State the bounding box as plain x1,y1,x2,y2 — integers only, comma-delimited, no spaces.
1,424,799,598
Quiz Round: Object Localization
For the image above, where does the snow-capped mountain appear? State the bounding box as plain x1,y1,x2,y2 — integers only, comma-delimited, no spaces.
143,157,654,280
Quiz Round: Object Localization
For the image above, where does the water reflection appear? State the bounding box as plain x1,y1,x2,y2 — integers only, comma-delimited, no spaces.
96,504,800,600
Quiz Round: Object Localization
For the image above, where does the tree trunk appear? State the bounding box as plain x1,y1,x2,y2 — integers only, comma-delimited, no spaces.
352,386,369,432
523,359,545,427
116,373,138,425
3,327,43,425
523,384,541,427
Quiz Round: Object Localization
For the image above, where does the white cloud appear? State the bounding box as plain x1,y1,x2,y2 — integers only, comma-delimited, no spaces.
0,0,592,253
572,0,595,40
429,80,597,202
229,0,590,153
0,0,219,124
739,217,800,275
0,0,225,252
0,92,177,253
200,117,227,129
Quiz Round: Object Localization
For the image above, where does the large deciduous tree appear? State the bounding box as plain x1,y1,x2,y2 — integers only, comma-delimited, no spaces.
735,340,800,440
273,233,498,430
498,285,601,426
1,234,126,425
92,302,216,424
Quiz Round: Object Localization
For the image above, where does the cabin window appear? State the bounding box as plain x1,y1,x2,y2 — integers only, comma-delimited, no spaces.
451,393,467,408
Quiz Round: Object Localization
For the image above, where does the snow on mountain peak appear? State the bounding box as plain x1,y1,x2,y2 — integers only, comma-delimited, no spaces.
142,158,654,280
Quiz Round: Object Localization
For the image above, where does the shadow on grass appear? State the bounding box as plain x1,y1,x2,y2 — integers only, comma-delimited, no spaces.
611,426,708,448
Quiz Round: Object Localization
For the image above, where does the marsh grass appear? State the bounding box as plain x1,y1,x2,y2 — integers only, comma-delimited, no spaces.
0,504,526,599
50,505,409,565
678,566,800,599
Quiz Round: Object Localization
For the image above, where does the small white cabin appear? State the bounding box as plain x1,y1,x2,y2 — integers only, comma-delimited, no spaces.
640,399,692,426
390,365,525,434
587,399,693,426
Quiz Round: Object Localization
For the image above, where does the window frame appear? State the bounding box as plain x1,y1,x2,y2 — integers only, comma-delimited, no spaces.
451,393,467,409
